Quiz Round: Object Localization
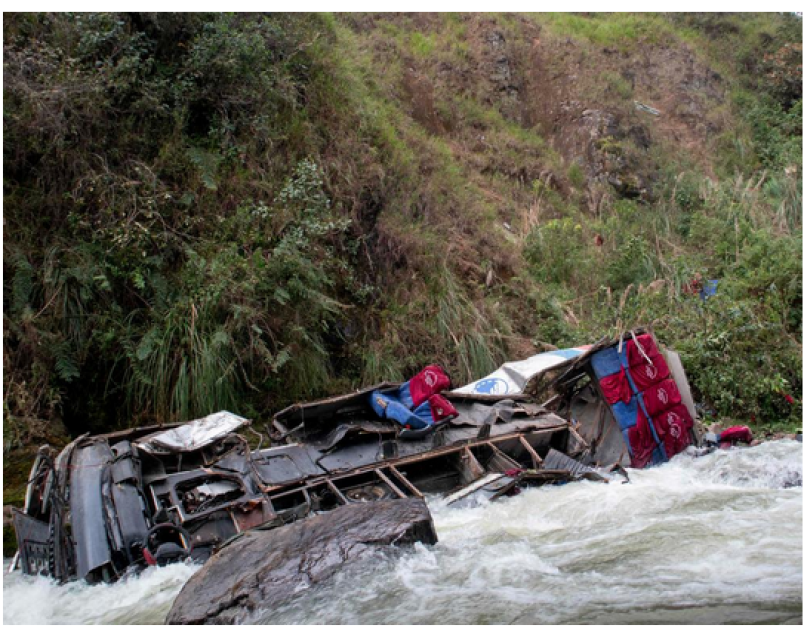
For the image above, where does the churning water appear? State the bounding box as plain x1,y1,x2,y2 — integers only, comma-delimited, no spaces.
4,440,802,624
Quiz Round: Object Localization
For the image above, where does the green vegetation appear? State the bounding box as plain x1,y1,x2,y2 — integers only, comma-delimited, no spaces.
526,174,802,426
533,13,678,48
3,12,801,460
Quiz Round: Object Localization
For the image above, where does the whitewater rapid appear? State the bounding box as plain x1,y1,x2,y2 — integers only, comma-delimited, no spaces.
4,440,802,624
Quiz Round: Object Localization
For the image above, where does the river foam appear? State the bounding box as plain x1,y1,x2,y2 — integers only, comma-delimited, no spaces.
4,440,802,624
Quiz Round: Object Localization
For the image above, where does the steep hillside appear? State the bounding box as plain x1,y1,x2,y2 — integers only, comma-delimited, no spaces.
3,12,801,469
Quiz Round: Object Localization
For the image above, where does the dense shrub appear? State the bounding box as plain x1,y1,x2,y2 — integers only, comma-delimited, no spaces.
3,12,801,448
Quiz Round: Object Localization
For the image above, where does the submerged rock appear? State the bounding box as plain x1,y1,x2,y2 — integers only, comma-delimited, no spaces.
166,498,437,624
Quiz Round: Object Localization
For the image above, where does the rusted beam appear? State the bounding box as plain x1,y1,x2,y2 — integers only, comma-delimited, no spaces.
374,468,407,499
325,479,349,504
387,465,423,498
262,426,569,498
518,435,543,468
458,447,485,484
485,442,522,473
390,427,567,468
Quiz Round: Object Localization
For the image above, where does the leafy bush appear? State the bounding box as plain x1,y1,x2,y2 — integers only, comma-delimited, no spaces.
524,218,589,286
2,12,801,450
119,159,354,420
605,235,657,290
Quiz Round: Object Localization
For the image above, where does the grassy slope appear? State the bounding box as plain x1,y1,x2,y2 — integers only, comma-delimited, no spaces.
325,13,802,431
3,12,802,473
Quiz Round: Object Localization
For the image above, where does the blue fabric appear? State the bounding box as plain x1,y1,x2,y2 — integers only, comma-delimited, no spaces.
592,343,672,466
621,428,633,456
591,347,623,379
369,391,430,429
412,401,435,427
650,446,667,465
386,400,429,429
635,394,660,445
397,382,414,409
369,391,391,417
700,279,719,301
623,362,637,393
611,398,639,430
369,384,413,411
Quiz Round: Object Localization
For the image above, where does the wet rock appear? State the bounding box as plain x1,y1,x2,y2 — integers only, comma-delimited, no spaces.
166,499,437,625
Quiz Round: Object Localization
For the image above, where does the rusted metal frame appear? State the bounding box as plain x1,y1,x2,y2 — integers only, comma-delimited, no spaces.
324,479,349,504
260,426,568,499
387,465,424,499
568,425,590,450
270,418,290,439
405,426,567,465
458,447,485,484
541,393,562,410
484,442,522,473
373,468,407,499
149,484,186,524
552,371,589,398
518,435,543,468
264,484,309,504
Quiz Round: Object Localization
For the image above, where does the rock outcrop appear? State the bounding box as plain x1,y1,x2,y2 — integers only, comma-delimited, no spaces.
166,498,437,625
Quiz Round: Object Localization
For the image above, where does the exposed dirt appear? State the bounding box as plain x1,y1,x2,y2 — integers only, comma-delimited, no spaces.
366,15,730,209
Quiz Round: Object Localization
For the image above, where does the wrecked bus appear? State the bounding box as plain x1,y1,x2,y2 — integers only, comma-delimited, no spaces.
11,330,702,583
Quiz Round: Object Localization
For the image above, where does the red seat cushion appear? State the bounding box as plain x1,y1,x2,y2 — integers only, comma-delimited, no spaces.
409,365,451,406
719,425,753,444
654,404,694,459
625,334,662,368
599,367,632,405
641,379,682,417
627,410,657,469
629,354,670,391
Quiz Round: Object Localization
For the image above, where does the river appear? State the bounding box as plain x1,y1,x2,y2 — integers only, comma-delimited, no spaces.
4,440,802,624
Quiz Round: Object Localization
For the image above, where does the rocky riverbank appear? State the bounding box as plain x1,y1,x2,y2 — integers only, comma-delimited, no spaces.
166,498,437,624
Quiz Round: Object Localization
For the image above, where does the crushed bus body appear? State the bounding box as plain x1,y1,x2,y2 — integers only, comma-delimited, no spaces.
11,329,703,584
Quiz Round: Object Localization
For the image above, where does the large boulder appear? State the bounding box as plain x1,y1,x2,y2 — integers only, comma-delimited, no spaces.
166,498,437,624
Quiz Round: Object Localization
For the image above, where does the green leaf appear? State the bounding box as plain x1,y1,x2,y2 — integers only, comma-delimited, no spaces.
188,147,223,191
136,328,160,362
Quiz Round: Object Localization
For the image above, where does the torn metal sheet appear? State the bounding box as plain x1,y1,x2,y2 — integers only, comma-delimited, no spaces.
271,383,398,439
453,347,591,395
444,473,517,507
664,349,698,422
570,383,631,468
136,411,249,453
543,448,595,477
71,441,115,582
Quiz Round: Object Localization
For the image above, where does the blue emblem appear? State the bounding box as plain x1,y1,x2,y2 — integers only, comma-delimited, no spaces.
473,378,509,394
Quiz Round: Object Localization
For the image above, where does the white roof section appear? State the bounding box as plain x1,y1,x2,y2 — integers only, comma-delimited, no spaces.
136,411,249,453
453,347,590,395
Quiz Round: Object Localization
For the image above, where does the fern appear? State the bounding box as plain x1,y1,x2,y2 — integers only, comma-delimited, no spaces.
53,341,80,382
135,327,160,361
187,147,223,191
11,253,35,314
